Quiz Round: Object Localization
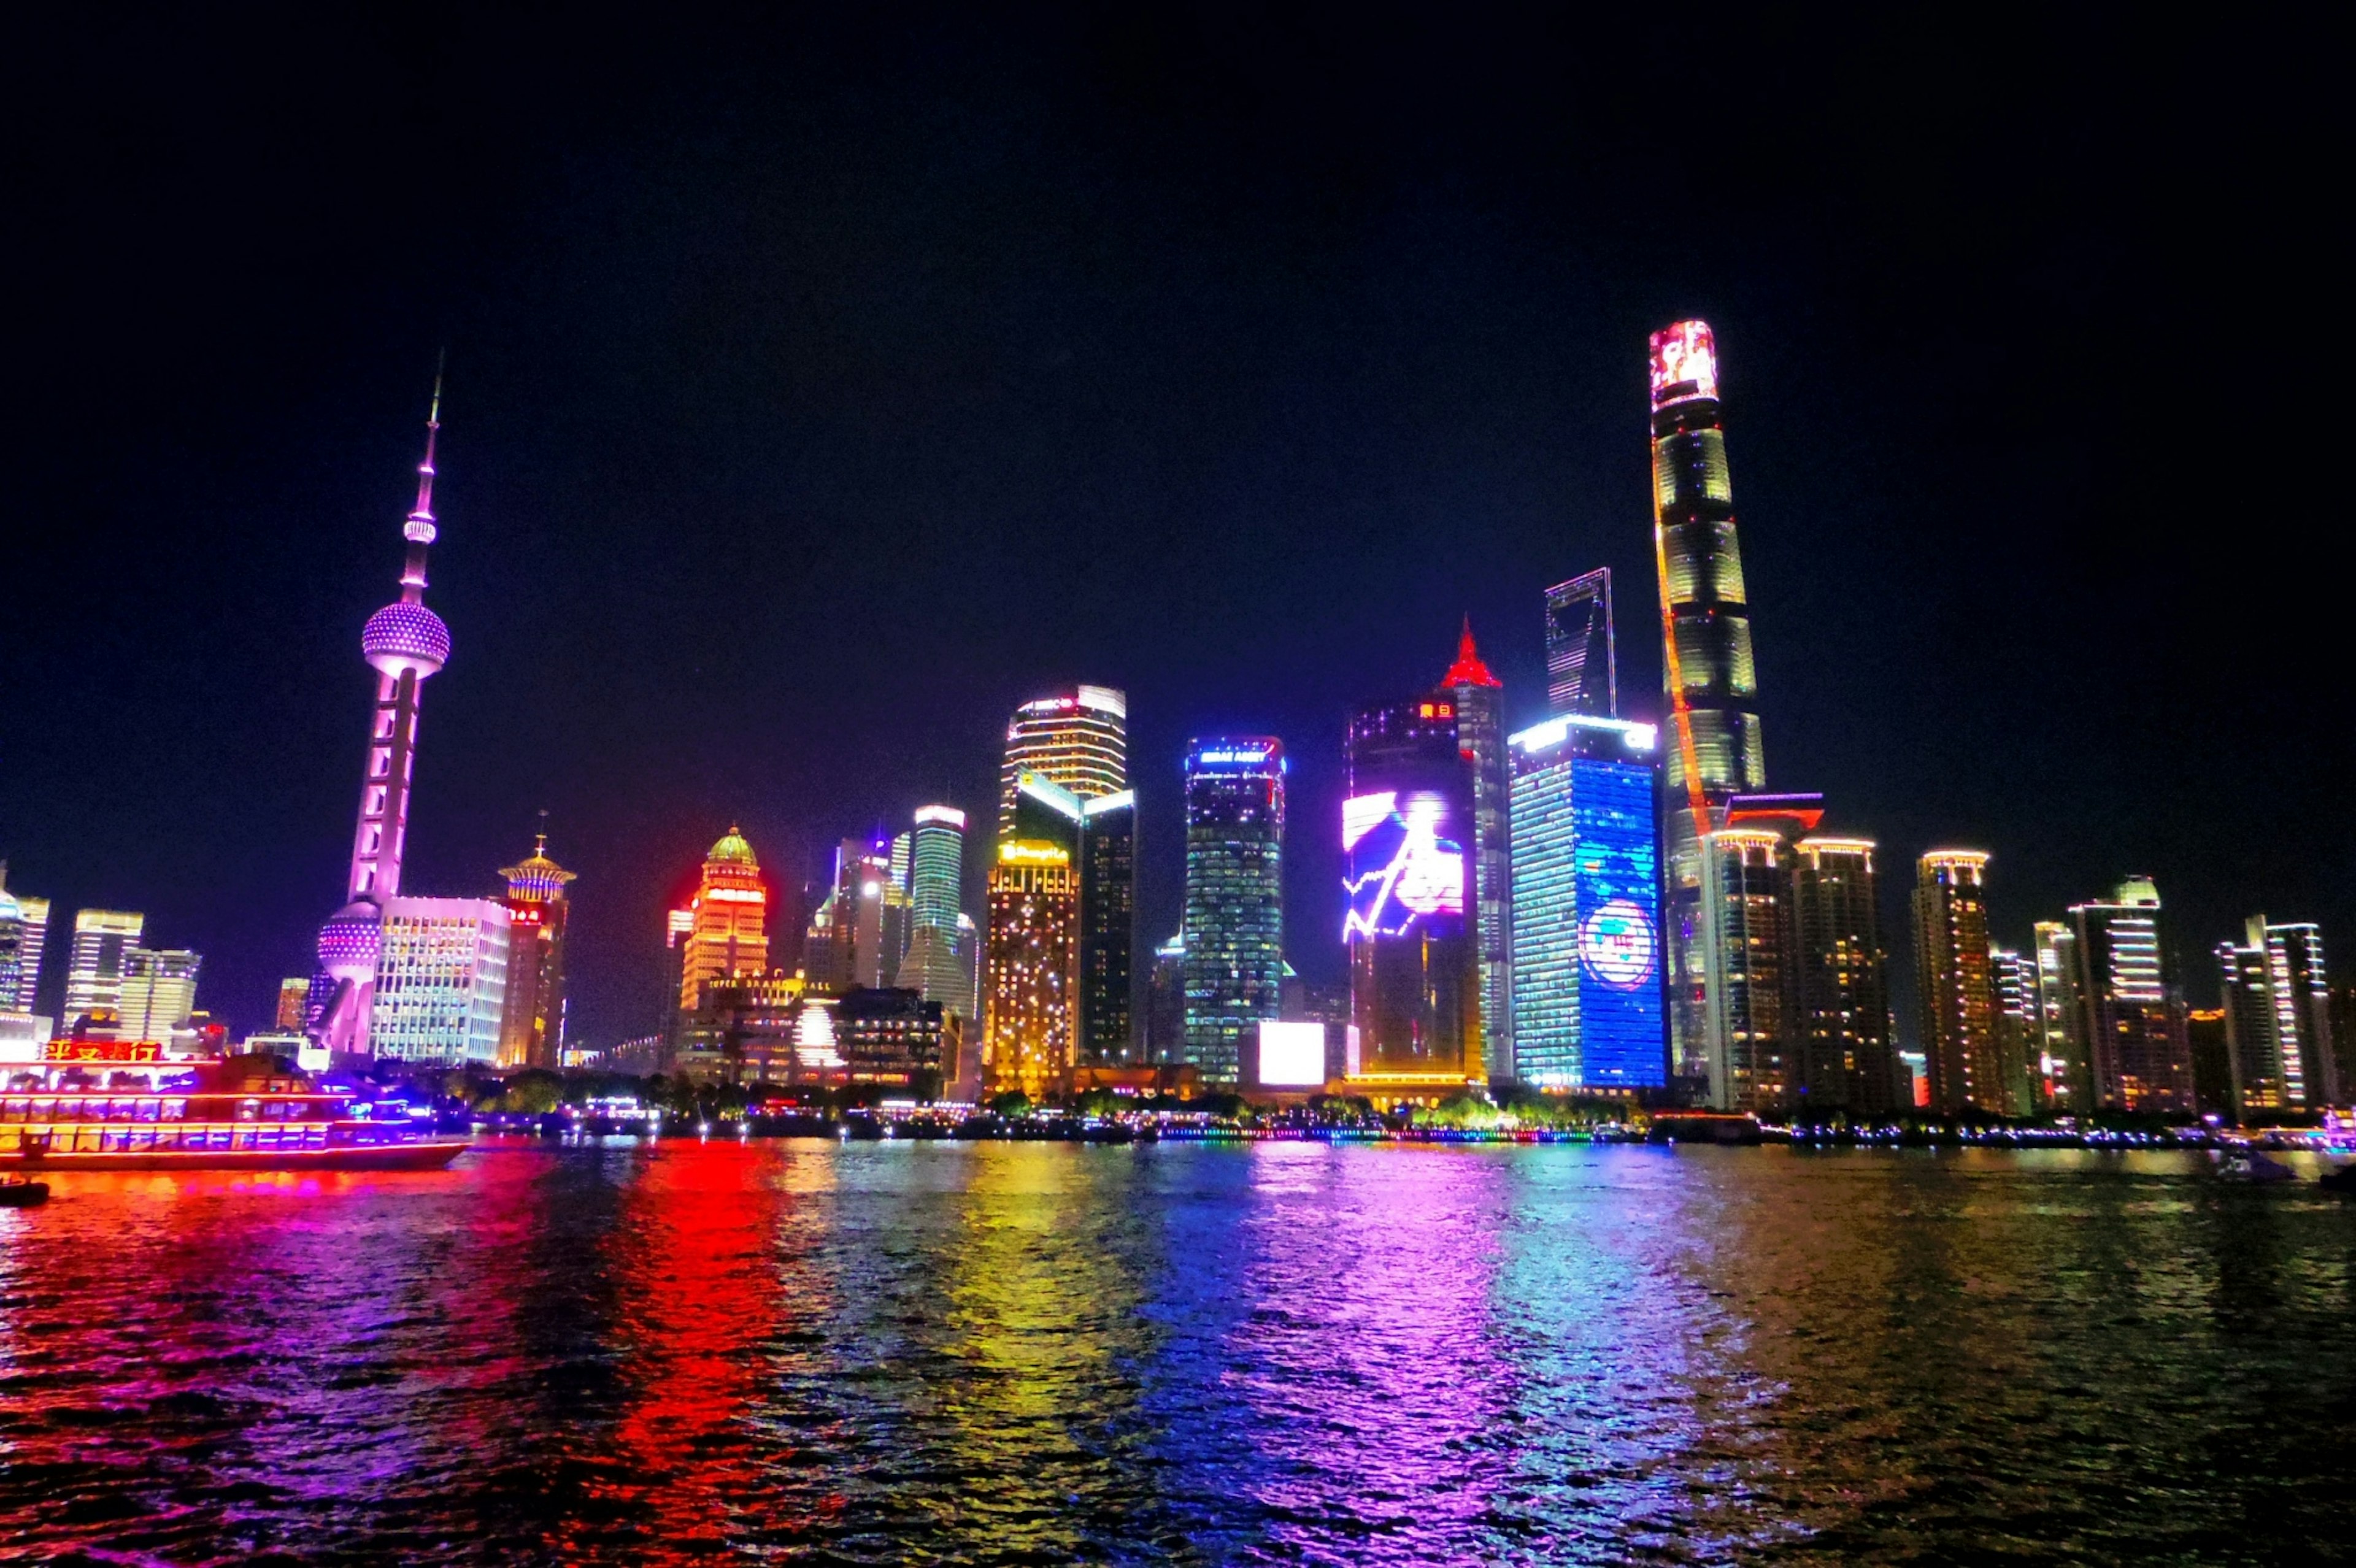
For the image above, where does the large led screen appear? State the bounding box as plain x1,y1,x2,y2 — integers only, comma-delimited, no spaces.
1573,759,1665,1088
1341,790,1466,941
1649,319,1718,407
1256,1020,1328,1088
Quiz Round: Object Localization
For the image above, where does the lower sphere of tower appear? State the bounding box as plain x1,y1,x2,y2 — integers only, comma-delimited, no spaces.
361,601,452,678
317,901,383,979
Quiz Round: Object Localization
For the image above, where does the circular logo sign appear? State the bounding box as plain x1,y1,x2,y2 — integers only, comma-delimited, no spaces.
1580,900,1657,990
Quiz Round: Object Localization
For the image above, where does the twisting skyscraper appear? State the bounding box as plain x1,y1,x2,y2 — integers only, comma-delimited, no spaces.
1649,321,1768,1095
313,377,453,1058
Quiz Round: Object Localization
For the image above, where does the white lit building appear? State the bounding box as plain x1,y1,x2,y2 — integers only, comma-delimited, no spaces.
369,896,512,1065
117,947,202,1043
64,910,145,1032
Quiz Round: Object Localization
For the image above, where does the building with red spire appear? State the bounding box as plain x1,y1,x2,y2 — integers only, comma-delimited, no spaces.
1444,620,1513,1083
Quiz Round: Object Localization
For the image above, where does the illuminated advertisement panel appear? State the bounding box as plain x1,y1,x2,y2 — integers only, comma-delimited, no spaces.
1573,758,1665,1088
1255,1020,1327,1087
42,1039,164,1064
1341,790,1466,941
1649,319,1718,408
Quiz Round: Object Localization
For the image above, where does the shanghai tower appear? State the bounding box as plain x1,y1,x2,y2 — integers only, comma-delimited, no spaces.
1649,321,1766,1090
311,377,455,1058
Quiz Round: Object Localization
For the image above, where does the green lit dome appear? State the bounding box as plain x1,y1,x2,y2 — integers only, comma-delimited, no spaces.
707,825,758,867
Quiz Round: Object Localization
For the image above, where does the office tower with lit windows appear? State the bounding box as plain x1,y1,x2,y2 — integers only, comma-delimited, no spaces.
1788,836,1896,1117
313,379,455,1059
1699,827,1795,1111
0,866,47,1015
1987,945,2040,1116
1344,691,1481,1088
1649,321,1769,1095
2033,921,2089,1110
1145,934,1186,1063
116,947,201,1043
982,840,1081,1102
1507,713,1663,1093
2217,917,2336,1116
2069,878,2195,1112
64,910,144,1032
1081,789,1138,1062
676,828,769,1012
498,833,576,1069
1544,567,1617,717
998,685,1130,831
896,805,977,1021
657,907,695,1064
370,897,511,1065
1179,739,1287,1086
1912,852,2001,1115
1444,623,1514,1083
274,978,310,1032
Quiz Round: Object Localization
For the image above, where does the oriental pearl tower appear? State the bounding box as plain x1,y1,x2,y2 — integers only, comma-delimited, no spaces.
310,375,455,1058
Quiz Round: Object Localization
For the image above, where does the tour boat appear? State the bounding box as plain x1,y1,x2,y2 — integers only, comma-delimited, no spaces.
0,1063,466,1172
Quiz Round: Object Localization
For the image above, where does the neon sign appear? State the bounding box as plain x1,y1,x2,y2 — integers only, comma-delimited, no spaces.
1649,320,1718,407
1342,791,1465,940
42,1039,164,1064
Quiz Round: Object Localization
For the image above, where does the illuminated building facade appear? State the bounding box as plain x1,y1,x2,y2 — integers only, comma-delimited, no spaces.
64,910,144,1032
2033,920,2089,1110
1698,828,1793,1111
2069,878,2195,1112
116,947,201,1044
1544,567,1617,717
895,805,977,1021
1179,738,1287,1086
997,685,1129,831
1648,321,1769,1095
1444,623,1513,1082
677,828,769,1011
2216,917,2336,1116
275,978,310,1032
1344,691,1480,1088
982,840,1080,1102
498,833,576,1069
0,866,48,1015
369,896,511,1065
657,907,694,1063
1912,851,2001,1115
1987,945,2039,1116
1145,933,1186,1063
1080,790,1136,1063
1507,713,1663,1093
313,379,455,1059
1788,836,1896,1116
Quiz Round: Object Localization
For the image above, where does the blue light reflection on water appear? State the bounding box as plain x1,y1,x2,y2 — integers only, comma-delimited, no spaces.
2,1141,2353,1564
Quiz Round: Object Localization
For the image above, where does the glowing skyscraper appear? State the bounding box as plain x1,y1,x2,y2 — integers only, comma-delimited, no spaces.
0,864,47,1015
116,947,201,1044
1912,851,2001,1115
997,686,1129,831
677,828,769,1011
1544,567,1616,717
1180,738,1286,1086
896,805,977,1021
313,378,455,1058
982,840,1080,1102
499,832,576,1069
1444,623,1512,1083
64,910,144,1033
1787,837,1896,1116
1648,321,1769,1094
2216,917,2335,1116
2069,877,2195,1113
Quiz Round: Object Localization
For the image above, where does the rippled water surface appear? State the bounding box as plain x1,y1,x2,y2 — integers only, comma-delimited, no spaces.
3,1140,2352,1564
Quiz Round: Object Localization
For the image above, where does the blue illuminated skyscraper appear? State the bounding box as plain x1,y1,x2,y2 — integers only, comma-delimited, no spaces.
1507,714,1664,1091
1180,739,1285,1085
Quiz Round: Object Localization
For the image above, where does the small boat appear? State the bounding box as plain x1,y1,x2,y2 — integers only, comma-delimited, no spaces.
0,1177,50,1207
2221,1150,2299,1185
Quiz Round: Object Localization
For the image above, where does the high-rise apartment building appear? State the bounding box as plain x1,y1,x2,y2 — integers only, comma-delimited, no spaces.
117,947,201,1043
982,840,1081,1103
1699,827,1795,1112
2033,921,2090,1110
1787,836,1897,1117
1987,944,2039,1117
0,864,48,1015
1080,790,1136,1063
276,977,312,1032
1544,567,1617,717
2216,917,2336,1116
1649,321,1770,1096
498,833,576,1069
1444,623,1513,1084
370,896,510,1064
2069,878,2195,1113
314,379,456,1059
1912,851,2001,1116
1506,713,1663,1093
1179,739,1287,1086
64,910,145,1032
677,828,769,1012
1344,691,1481,1091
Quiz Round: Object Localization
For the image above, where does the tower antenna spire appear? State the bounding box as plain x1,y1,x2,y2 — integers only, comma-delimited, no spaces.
408,351,445,539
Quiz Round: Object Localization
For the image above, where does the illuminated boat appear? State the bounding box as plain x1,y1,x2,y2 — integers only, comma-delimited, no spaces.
0,1046,465,1172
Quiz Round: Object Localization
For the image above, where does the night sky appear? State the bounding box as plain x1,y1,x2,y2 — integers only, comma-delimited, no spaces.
3,12,2334,1046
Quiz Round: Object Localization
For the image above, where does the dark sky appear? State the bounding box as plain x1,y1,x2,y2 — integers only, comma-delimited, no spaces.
2,11,2336,1045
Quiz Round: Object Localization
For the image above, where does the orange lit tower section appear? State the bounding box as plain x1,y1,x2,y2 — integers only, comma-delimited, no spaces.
677,828,769,1012
498,829,576,1069
1650,321,1768,1095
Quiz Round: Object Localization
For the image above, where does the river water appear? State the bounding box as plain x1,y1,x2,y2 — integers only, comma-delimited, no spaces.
2,1139,2350,1565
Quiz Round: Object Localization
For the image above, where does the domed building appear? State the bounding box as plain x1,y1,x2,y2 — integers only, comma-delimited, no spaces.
677,826,770,1012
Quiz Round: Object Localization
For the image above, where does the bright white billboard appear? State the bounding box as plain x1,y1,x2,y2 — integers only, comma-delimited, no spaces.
1257,1020,1327,1088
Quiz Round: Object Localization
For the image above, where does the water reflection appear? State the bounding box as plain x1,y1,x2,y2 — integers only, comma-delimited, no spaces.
2,1142,2352,1564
